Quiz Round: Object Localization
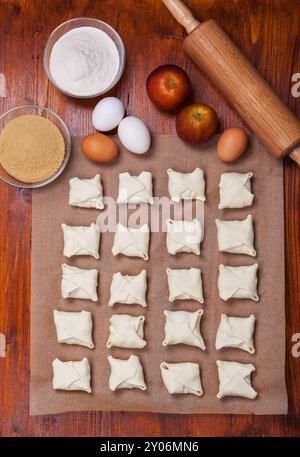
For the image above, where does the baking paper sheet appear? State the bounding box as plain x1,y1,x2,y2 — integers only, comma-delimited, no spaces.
30,135,287,415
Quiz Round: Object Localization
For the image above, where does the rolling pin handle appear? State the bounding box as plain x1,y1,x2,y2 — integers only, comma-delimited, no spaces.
162,0,200,34
289,146,300,167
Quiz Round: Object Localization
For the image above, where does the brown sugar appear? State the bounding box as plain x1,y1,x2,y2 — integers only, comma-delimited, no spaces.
0,115,65,183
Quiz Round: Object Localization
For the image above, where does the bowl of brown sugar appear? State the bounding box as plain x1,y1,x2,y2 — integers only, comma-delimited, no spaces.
0,105,71,188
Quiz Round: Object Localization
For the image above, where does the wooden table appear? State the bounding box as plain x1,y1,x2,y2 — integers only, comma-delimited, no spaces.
0,0,299,437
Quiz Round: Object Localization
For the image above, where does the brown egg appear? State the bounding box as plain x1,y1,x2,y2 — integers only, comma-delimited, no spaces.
81,133,118,163
217,128,248,163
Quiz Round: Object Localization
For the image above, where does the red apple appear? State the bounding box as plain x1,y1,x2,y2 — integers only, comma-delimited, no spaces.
146,64,192,111
176,103,218,144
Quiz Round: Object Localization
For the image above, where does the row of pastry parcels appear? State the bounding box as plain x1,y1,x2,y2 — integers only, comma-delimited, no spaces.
52,356,257,400
61,264,259,303
69,170,254,209
62,213,256,260
54,309,256,354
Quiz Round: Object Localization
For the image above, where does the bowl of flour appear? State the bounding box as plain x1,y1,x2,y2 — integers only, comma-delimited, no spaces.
44,18,125,98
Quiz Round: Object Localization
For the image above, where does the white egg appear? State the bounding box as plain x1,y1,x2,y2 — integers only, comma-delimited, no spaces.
92,97,125,132
118,116,151,154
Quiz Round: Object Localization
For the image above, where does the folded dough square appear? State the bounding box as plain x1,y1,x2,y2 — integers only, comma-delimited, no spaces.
52,357,91,393
215,215,256,257
61,264,98,302
108,355,147,391
160,362,203,396
53,310,94,348
69,175,104,209
166,219,203,255
166,268,204,303
163,309,205,350
216,314,255,354
109,270,147,307
117,171,153,204
106,314,146,349
167,168,206,202
216,360,257,399
219,172,254,209
112,223,150,260
218,263,259,301
62,223,100,259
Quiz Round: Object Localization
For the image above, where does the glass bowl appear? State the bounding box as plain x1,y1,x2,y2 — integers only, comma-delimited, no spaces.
43,17,126,98
0,105,71,189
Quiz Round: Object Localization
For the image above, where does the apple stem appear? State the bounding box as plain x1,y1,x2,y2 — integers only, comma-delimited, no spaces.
194,112,203,120
167,80,175,89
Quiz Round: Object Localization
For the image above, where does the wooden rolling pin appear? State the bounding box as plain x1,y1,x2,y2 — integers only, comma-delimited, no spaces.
163,0,300,166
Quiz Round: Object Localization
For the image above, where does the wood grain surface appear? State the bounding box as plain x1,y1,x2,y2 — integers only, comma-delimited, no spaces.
0,0,299,437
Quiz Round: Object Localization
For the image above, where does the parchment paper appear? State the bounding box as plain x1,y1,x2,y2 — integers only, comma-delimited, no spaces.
30,135,287,415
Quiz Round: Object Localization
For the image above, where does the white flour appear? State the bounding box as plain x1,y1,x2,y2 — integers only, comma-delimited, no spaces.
49,26,120,96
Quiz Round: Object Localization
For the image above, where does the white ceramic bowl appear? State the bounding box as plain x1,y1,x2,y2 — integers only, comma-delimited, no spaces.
43,18,126,98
